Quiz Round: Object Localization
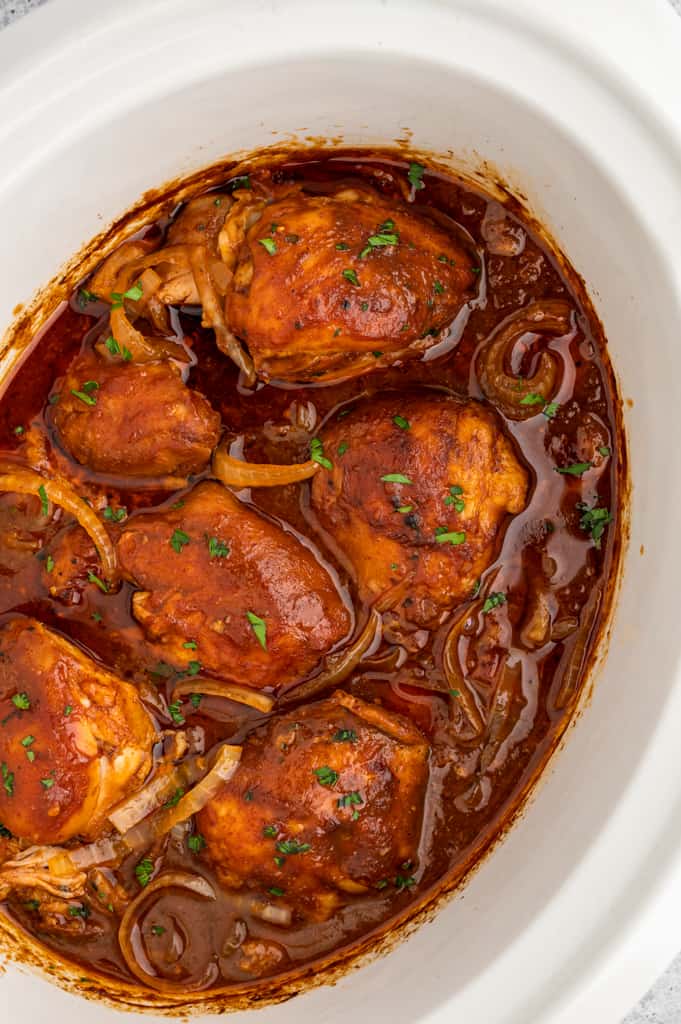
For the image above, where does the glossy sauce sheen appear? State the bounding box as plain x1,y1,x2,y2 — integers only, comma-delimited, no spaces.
0,153,620,994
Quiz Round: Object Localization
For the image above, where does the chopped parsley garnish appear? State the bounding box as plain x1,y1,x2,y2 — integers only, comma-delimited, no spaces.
393,415,410,430
381,473,412,485
1,764,14,797
375,879,389,890
433,280,445,294
407,162,426,191
394,874,416,891
151,925,166,936
71,388,97,407
91,611,102,623
110,282,143,308
206,534,230,558
337,791,363,810
268,887,285,897
38,484,49,517
185,660,201,676
103,505,127,522
576,502,613,549
310,436,333,470
449,688,461,698
188,834,207,853
258,237,277,256
170,500,185,510
263,824,278,838
77,288,98,308
167,701,185,726
555,462,592,477
276,839,311,855
337,441,349,457
68,903,91,919
543,401,560,419
520,393,545,406
183,640,197,650
135,858,154,888
444,484,464,512
335,242,350,251
87,571,109,594
40,777,54,790
23,899,40,911
359,230,400,259
14,425,24,436
361,301,369,311
104,335,120,356
482,592,507,614
246,610,267,650
170,528,191,553
434,529,466,546
274,855,285,867
64,705,73,716
333,729,357,743
342,268,360,287
163,788,184,808
396,505,413,514
230,175,251,191
12,692,30,711
471,578,482,598
313,766,339,787
598,445,612,457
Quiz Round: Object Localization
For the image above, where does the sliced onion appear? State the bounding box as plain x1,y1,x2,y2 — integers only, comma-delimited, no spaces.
476,299,572,419
280,609,381,705
212,441,318,488
479,660,525,774
247,897,292,927
121,744,241,853
88,239,157,299
187,244,255,384
118,871,218,994
108,757,209,834
553,586,602,711
68,836,124,870
442,606,486,742
0,467,116,582
171,678,274,714
0,845,87,901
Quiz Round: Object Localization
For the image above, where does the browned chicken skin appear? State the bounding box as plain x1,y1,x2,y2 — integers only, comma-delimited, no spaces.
116,482,351,689
198,691,429,917
226,187,477,382
52,350,220,478
0,617,156,845
311,391,529,625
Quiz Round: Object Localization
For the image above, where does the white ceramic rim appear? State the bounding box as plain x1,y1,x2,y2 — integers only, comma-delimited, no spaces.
0,2,681,1023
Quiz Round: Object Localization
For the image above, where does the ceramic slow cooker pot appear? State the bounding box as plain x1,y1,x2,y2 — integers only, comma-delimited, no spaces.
1,1,681,1021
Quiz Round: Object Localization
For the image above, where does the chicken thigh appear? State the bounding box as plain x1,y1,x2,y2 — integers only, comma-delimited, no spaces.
311,391,528,625
198,690,429,917
52,350,220,478
116,482,351,689
226,187,477,382
0,617,156,845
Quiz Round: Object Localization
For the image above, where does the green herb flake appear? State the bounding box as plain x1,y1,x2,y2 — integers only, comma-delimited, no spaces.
393,415,410,430
381,473,413,485
103,505,127,523
449,688,461,698
163,788,184,808
433,280,445,294
45,554,55,573
246,610,267,650
206,535,230,559
40,777,55,790
167,701,185,726
342,268,360,287
434,530,466,546
576,502,613,549
135,858,154,888
263,824,278,838
274,855,285,867
185,660,201,676
188,834,207,854
337,791,363,810
520,393,545,406
313,766,339,788
482,592,507,614
394,874,416,891
11,693,30,711
64,705,73,716
337,441,349,457
230,175,251,191
71,388,97,407
170,528,191,554
407,162,426,191
151,925,166,936
268,887,285,897
335,242,350,251
183,640,197,650
1,764,14,797
23,899,40,911
77,288,98,309
598,445,612,457
543,401,560,419
444,485,465,512
258,237,277,256
123,282,143,302
310,436,333,471
396,505,413,514
276,839,311,855
333,729,358,743
13,425,24,436
555,462,592,477
38,484,49,517
87,571,109,594
68,903,91,919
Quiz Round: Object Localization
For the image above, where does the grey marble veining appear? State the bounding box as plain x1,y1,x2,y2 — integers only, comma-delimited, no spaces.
0,0,680,1021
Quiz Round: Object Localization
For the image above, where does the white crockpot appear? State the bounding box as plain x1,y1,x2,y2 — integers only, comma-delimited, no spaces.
1,1,681,1021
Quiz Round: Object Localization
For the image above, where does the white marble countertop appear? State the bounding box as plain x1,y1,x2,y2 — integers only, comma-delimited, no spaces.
0,0,680,1021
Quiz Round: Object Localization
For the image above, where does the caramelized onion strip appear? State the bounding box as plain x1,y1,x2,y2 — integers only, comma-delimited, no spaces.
280,609,381,705
212,442,318,488
0,467,116,581
171,678,274,714
476,299,572,419
108,757,209,834
187,244,255,385
118,872,218,994
442,605,486,741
